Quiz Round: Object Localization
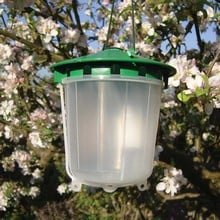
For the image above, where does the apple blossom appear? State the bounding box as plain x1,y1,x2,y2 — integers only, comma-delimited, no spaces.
84,8,91,16
0,44,13,63
156,176,178,196
4,125,13,139
30,109,48,121
185,74,204,93
142,20,155,36
97,26,108,43
156,168,187,196
28,186,40,198
154,145,163,161
0,190,8,211
2,0,34,10
209,73,220,88
11,150,32,175
21,55,33,71
57,183,69,195
36,17,59,43
168,55,201,87
0,182,19,211
61,28,81,44
118,0,130,10
103,0,110,6
29,131,46,148
206,5,215,20
1,156,15,172
0,100,16,121
32,168,42,180
136,41,158,56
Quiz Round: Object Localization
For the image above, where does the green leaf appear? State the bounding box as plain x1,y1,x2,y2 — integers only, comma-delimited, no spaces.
195,88,206,97
177,91,193,103
201,74,210,89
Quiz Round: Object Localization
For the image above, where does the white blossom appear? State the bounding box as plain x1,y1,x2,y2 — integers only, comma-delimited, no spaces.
2,0,34,10
156,177,178,196
29,131,46,148
142,20,155,36
32,168,42,179
37,17,59,43
30,109,47,121
154,145,163,161
97,26,108,42
62,28,81,44
103,0,110,6
1,66,20,97
190,146,198,153
185,74,204,93
161,84,178,108
0,100,15,121
209,73,220,88
11,150,32,175
21,55,33,71
0,190,8,211
205,5,214,19
4,125,13,139
84,8,91,16
0,8,3,16
0,44,12,63
29,186,40,198
57,183,73,195
156,168,187,196
202,132,210,141
136,41,157,56
1,156,15,172
197,11,203,17
168,55,201,87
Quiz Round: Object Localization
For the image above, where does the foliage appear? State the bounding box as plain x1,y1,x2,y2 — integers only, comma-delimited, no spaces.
0,0,219,219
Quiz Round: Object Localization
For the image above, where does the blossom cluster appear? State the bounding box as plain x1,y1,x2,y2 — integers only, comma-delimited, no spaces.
36,17,60,44
168,54,220,111
57,183,75,195
0,182,40,211
156,168,187,196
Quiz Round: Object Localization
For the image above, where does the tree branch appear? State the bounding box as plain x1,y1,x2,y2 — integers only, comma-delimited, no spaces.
0,28,41,50
207,48,220,76
0,28,64,62
191,13,204,54
72,0,83,33
158,191,200,201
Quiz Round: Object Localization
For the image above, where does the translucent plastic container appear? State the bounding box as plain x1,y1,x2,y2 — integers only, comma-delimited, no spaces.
62,75,162,191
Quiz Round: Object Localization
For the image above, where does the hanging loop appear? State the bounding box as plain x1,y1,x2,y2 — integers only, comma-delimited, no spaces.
103,0,116,50
131,0,136,51
104,0,136,51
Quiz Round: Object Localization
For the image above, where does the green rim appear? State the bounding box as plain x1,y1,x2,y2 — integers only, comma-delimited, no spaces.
51,48,176,85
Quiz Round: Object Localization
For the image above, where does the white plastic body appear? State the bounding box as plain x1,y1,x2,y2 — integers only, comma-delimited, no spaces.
60,75,162,192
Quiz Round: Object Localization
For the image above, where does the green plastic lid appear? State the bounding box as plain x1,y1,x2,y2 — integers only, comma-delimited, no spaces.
50,48,176,86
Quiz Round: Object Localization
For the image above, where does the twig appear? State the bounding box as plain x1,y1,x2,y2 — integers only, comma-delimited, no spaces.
158,191,200,201
0,28,42,50
192,13,204,54
1,13,7,28
0,29,64,62
72,0,83,33
207,48,220,76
